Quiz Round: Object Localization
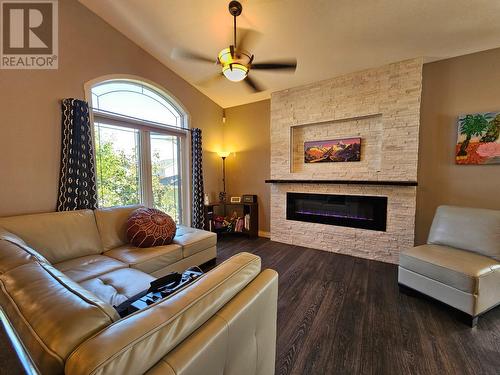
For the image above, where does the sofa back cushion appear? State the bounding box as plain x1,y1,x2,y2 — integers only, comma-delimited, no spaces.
0,234,118,374
0,228,49,270
65,252,262,375
428,205,500,260
95,205,143,251
0,209,102,263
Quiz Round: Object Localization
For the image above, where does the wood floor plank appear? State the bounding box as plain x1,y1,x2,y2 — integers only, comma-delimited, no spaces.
277,277,329,375
290,265,354,374
216,237,500,375
325,257,371,375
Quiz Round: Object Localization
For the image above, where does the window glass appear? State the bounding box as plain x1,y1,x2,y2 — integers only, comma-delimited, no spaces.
91,79,186,223
94,123,141,207
92,81,181,127
150,132,180,222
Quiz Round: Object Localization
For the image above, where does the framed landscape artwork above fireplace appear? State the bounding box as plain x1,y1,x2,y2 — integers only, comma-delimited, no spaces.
304,137,361,163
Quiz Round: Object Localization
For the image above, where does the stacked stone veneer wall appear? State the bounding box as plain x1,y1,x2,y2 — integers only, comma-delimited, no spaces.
270,58,423,264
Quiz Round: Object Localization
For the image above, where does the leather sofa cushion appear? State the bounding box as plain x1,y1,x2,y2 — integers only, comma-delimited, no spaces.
0,209,103,264
174,225,217,258
0,229,49,273
80,268,155,307
54,255,127,283
105,243,182,274
0,258,118,374
95,205,143,251
400,244,500,293
428,205,500,261
65,252,262,375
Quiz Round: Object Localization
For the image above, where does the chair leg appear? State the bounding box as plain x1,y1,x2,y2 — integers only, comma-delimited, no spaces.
398,283,418,296
468,315,478,328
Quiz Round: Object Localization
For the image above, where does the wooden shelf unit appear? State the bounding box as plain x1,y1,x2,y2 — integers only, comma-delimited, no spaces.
203,202,259,238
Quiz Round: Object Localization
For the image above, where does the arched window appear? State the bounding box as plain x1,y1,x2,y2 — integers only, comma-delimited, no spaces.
89,79,188,223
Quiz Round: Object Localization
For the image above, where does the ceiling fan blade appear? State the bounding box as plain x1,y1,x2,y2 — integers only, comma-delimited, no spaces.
196,73,224,87
170,47,215,64
236,28,261,51
244,75,265,93
251,60,297,71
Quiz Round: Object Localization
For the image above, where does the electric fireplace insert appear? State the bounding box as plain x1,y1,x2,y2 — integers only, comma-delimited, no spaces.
286,192,387,231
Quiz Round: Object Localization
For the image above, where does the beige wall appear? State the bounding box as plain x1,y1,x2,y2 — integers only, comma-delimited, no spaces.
224,100,271,234
416,48,500,244
0,0,223,217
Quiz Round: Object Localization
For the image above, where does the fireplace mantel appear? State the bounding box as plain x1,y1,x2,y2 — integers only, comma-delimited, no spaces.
265,179,418,186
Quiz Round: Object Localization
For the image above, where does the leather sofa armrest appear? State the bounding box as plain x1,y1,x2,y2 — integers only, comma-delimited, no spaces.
65,252,262,375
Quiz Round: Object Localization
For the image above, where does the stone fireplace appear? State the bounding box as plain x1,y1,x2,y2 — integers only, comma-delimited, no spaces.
268,58,423,264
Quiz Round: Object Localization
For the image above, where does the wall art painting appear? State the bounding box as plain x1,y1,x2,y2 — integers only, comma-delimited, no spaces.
304,137,361,163
456,112,500,164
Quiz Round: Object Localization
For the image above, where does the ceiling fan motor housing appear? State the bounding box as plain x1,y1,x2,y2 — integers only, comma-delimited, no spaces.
228,1,242,17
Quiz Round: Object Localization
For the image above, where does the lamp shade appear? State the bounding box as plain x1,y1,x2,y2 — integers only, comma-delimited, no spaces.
222,63,248,82
218,47,252,83
217,151,231,158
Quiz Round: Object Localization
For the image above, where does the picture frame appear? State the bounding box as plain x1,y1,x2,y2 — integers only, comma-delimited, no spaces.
230,196,242,203
456,112,500,165
304,137,361,163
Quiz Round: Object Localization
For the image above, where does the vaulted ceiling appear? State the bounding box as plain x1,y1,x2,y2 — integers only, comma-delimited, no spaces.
79,0,500,108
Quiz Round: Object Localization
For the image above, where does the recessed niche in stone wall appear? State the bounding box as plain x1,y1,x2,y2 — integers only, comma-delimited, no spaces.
291,114,383,178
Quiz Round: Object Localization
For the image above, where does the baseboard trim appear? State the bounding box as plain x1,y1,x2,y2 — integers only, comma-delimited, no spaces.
258,230,271,238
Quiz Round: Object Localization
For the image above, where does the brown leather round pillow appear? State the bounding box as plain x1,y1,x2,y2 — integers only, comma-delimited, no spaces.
126,208,177,248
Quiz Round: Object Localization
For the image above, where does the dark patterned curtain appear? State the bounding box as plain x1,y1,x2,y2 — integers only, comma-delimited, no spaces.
191,128,205,229
57,98,98,211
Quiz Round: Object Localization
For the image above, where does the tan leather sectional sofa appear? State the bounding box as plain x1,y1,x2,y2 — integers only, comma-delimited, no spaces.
0,206,278,375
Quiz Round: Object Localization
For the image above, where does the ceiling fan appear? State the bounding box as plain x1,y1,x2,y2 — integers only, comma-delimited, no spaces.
171,0,297,92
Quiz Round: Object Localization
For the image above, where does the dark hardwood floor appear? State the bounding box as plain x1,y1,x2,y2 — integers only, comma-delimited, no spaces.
216,236,500,375
1,237,499,374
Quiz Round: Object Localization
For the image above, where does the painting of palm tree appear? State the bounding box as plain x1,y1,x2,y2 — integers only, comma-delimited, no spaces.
456,112,500,164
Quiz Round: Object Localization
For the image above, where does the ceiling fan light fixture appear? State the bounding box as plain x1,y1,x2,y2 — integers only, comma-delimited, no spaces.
222,63,248,82
172,1,296,92
218,47,234,65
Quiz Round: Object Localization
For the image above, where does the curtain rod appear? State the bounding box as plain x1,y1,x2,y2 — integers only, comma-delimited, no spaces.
89,107,195,132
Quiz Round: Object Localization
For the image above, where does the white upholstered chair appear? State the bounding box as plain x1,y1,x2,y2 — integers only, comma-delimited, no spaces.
398,205,500,326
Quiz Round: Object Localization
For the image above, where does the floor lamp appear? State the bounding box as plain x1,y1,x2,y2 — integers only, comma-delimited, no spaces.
217,151,230,202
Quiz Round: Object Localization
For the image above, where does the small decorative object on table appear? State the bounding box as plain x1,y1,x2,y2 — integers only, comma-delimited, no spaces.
242,194,257,203
218,191,227,202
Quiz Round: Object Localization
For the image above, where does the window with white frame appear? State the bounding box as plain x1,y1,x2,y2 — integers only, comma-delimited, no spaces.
90,80,188,223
